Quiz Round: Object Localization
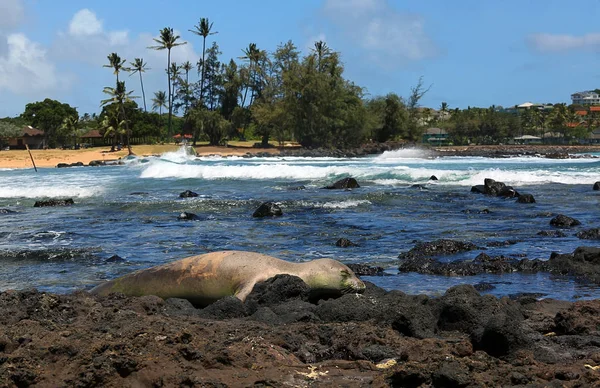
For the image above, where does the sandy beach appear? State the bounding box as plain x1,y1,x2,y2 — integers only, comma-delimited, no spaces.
0,144,281,169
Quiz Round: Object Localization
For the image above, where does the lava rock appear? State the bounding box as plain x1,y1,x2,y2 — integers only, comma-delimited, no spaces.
33,199,74,207
0,209,16,214
335,238,357,247
471,178,520,198
178,212,200,221
517,194,536,203
56,163,70,168
576,228,600,240
324,177,360,190
594,182,600,191
550,214,581,228
398,239,479,260
105,255,125,263
179,190,199,198
429,175,438,181
244,275,311,315
473,282,495,292
252,202,283,218
346,263,385,276
537,230,567,237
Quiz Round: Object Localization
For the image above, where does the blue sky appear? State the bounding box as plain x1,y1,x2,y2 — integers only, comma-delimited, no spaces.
0,0,599,117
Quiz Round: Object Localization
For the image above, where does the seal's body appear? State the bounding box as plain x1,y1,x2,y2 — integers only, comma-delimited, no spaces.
90,251,365,307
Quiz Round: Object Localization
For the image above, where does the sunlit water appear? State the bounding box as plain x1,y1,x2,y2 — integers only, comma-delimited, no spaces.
1,147,600,301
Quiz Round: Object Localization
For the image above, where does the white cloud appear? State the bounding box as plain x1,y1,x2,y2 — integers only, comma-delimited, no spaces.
68,9,103,36
322,0,438,64
0,33,69,95
527,33,600,53
0,0,24,30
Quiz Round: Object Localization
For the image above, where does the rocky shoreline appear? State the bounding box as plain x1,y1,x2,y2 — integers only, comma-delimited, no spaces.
1,277,600,387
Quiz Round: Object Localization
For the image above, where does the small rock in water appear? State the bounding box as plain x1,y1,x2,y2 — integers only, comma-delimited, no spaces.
324,177,360,190
550,214,581,228
252,202,283,218
517,194,536,204
0,208,16,214
473,282,495,292
335,238,357,248
537,230,567,237
129,192,149,196
411,184,428,190
178,212,200,221
33,199,74,207
576,228,600,240
105,255,125,263
594,182,600,191
56,163,70,168
179,190,199,198
429,175,438,181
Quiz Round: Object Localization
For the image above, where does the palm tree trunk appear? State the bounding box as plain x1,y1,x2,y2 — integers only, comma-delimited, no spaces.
121,103,133,155
167,49,172,141
200,38,206,106
139,72,147,112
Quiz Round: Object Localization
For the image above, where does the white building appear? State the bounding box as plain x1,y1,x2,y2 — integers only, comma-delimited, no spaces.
571,91,600,105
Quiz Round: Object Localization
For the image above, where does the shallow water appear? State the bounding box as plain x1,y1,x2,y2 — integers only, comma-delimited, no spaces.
1,147,600,300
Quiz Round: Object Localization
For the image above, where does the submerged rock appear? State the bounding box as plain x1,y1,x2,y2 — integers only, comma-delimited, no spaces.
576,228,600,240
471,178,520,198
33,199,74,207
537,230,567,237
324,177,360,190
179,190,199,198
252,202,283,218
398,239,479,260
335,238,357,247
0,209,16,214
517,194,536,203
550,214,581,228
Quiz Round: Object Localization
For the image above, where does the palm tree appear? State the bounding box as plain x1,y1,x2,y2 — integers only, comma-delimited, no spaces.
101,81,138,155
190,18,217,108
100,112,126,153
129,58,150,112
181,61,193,115
169,62,182,109
239,43,261,107
152,90,168,135
148,27,187,139
60,116,79,148
103,53,126,83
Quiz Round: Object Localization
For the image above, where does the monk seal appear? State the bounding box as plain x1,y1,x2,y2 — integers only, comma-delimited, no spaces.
90,250,366,307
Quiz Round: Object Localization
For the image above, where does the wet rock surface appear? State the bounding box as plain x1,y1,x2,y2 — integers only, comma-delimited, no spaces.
576,228,600,240
335,237,357,247
1,283,599,387
398,239,479,260
33,199,74,207
471,178,520,198
346,263,385,276
324,177,360,190
550,214,582,228
252,201,283,218
179,190,199,198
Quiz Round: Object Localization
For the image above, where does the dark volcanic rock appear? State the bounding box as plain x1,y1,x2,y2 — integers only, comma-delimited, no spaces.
105,255,125,263
537,230,567,237
324,177,360,190
554,301,600,335
177,212,201,221
517,194,536,203
56,163,70,168
471,178,520,198
179,190,199,198
398,239,479,260
0,209,16,214
244,275,312,315
429,175,438,181
346,263,385,276
335,238,357,247
546,246,600,283
473,282,495,292
594,181,600,191
550,214,581,228
33,199,74,207
252,202,283,217
576,228,600,240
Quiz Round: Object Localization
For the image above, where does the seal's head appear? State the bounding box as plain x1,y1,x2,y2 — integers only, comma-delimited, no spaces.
302,258,366,297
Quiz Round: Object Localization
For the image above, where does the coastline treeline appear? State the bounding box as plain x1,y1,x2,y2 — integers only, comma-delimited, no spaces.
0,19,598,150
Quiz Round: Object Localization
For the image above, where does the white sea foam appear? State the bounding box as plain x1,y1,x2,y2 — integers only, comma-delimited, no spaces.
377,148,433,160
158,146,199,163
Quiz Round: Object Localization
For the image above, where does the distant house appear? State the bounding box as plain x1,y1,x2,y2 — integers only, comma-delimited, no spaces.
7,126,46,149
422,127,449,145
571,91,600,105
80,129,104,147
514,135,542,144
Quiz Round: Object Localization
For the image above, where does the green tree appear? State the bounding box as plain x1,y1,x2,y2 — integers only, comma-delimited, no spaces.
190,107,227,145
104,53,126,83
148,27,187,139
152,90,168,134
21,99,78,148
0,121,21,148
59,115,79,148
406,77,431,141
190,18,217,108
101,81,138,154
129,58,150,112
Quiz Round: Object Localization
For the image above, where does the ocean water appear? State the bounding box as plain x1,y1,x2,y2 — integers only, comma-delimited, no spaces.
1,147,600,301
